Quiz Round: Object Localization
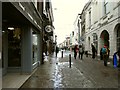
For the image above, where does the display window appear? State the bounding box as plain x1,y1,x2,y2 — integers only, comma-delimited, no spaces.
32,33,38,64
8,28,21,67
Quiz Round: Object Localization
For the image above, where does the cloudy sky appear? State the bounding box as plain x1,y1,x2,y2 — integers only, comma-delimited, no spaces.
52,0,89,44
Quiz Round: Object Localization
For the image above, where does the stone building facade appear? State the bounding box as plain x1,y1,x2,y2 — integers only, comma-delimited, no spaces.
81,0,120,58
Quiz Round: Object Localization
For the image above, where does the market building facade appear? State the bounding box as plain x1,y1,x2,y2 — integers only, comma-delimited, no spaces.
80,0,120,58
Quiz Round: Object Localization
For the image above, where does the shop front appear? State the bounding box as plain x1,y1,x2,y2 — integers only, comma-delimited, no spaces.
2,2,42,75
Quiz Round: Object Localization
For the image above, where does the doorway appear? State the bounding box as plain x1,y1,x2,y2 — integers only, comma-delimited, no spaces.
117,26,120,50
100,30,109,48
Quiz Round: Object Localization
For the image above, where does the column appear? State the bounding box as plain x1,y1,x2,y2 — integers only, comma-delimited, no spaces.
21,26,32,73
2,29,8,75
37,32,42,65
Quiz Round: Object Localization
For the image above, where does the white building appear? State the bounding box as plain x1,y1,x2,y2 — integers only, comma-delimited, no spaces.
73,14,82,45
81,0,120,58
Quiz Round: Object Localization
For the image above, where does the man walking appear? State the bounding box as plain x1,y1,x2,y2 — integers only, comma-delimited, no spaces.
91,44,97,59
55,46,59,57
79,44,84,60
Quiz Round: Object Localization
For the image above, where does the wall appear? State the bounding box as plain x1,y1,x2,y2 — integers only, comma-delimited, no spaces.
83,0,120,57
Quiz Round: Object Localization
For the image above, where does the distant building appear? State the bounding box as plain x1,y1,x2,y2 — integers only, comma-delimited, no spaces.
65,36,70,50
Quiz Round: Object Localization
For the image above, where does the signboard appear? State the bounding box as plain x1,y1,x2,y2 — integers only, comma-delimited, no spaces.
45,25,53,33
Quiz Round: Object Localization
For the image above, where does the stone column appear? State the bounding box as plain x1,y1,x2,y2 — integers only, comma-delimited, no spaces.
37,32,42,65
2,29,8,75
21,26,32,73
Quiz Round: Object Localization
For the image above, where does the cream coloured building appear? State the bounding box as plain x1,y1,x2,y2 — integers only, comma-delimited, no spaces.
81,0,120,58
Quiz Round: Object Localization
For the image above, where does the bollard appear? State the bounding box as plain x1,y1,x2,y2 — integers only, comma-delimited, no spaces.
61,51,63,58
69,54,71,68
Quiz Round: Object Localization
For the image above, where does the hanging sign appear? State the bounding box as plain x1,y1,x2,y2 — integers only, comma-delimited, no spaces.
45,25,52,33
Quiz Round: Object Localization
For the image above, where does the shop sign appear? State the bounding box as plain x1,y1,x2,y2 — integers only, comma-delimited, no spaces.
45,25,53,33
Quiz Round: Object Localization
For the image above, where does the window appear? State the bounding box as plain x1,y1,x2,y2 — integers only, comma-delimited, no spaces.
32,31,38,64
104,0,109,14
89,11,91,26
72,31,74,36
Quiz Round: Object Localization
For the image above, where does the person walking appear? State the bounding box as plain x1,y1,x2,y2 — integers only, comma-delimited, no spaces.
79,44,84,60
115,47,120,67
74,45,79,59
55,46,59,57
106,46,110,63
91,44,97,59
101,45,108,66
100,48,103,60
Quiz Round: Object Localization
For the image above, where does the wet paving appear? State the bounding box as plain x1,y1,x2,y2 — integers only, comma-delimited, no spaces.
20,51,119,89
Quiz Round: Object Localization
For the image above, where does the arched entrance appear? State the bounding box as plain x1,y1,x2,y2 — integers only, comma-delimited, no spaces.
100,30,109,48
93,33,98,51
116,25,120,50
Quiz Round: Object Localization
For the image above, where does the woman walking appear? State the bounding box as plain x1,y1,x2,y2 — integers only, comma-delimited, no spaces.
74,45,79,59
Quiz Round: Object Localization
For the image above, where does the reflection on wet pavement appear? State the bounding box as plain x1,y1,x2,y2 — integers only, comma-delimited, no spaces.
21,51,118,88
21,53,94,88
52,64,63,88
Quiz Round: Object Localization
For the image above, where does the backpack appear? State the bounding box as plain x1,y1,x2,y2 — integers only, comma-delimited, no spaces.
102,47,107,54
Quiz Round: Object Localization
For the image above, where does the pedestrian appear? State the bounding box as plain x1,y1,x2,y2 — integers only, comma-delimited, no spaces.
55,46,59,57
101,45,108,66
79,44,84,60
115,47,120,67
91,44,97,59
106,46,110,62
74,45,79,59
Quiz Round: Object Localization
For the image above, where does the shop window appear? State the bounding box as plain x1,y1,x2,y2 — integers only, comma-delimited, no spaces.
8,28,21,67
32,34,38,64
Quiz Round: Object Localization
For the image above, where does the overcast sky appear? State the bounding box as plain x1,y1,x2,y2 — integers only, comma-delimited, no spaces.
52,0,89,44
